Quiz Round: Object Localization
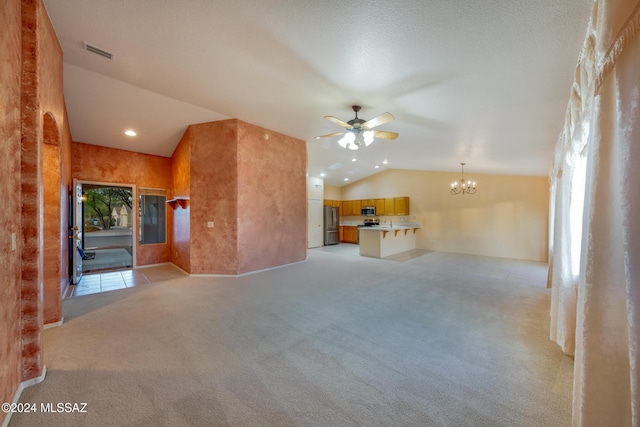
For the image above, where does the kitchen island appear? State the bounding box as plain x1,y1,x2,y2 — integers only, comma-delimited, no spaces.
359,225,421,258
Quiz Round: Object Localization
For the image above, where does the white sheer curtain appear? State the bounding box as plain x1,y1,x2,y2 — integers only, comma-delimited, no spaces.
550,1,640,425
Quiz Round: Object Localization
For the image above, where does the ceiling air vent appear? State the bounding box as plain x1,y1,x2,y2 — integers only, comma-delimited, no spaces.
83,42,114,60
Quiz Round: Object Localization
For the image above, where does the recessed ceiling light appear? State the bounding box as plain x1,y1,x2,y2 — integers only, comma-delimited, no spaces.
374,165,380,169
344,178,349,182
352,158,357,162
320,172,325,177
125,130,136,136
382,159,388,164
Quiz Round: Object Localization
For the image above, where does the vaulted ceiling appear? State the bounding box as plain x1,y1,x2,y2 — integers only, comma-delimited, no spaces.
43,0,592,186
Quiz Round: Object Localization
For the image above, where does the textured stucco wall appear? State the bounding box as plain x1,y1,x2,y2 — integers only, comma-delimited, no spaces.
0,0,25,419
71,142,173,266
180,119,307,275
236,121,307,274
0,1,72,419
43,135,61,324
37,2,72,326
188,121,239,275
170,130,191,272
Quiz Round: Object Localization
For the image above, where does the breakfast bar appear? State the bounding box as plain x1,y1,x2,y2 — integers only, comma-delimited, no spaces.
359,225,421,258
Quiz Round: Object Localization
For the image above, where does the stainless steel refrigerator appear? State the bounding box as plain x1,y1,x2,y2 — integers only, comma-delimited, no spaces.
323,205,339,245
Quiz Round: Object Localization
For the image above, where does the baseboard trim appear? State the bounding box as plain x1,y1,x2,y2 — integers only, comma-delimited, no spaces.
134,262,173,269
44,318,64,329
189,257,308,278
2,366,47,427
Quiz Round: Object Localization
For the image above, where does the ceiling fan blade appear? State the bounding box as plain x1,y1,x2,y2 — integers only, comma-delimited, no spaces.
324,116,353,129
362,112,394,129
372,130,399,140
315,132,345,139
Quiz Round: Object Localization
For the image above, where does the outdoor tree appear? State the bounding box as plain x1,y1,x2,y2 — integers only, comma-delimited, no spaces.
84,188,132,229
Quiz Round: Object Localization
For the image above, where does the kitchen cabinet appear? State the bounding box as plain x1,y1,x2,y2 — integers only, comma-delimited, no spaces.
336,197,410,216
341,226,358,244
394,197,409,215
384,198,395,215
324,199,342,209
339,226,344,242
342,200,353,216
352,200,361,215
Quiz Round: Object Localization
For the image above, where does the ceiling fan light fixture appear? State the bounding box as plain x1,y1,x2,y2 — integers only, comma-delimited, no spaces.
316,106,398,150
338,131,356,148
363,130,374,146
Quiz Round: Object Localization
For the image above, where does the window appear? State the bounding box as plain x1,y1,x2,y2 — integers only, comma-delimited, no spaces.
568,118,591,277
569,154,587,277
139,188,166,244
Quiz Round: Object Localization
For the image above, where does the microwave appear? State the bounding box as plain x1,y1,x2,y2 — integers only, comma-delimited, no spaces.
361,206,376,216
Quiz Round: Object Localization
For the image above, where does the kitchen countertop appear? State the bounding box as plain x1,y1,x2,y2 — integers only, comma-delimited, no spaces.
341,221,422,229
360,225,421,231
339,221,361,226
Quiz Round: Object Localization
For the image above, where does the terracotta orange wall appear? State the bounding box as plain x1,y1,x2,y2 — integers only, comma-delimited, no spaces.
188,121,239,274
20,0,73,384
43,139,62,324
237,121,307,273
170,130,191,272
71,142,173,266
177,119,307,275
41,3,73,322
0,0,24,418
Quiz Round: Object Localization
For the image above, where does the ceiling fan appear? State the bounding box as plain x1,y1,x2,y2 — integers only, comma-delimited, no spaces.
315,105,398,150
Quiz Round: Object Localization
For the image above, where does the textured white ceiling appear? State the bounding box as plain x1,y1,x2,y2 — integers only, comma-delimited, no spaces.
43,0,593,186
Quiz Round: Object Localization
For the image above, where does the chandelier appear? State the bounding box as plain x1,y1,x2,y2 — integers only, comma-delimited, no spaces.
451,163,477,195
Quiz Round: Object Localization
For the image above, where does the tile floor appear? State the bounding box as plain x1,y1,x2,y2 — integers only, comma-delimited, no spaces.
69,264,188,298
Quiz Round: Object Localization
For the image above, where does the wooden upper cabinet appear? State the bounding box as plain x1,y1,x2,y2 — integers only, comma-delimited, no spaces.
394,197,409,215
335,196,409,216
342,200,353,216
374,198,385,215
384,198,395,215
352,200,361,214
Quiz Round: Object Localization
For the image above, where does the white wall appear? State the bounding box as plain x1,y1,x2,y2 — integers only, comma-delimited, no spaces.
323,185,341,200
307,176,324,199
307,176,324,248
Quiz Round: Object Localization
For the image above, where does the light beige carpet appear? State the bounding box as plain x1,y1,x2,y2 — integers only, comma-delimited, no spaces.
11,250,573,426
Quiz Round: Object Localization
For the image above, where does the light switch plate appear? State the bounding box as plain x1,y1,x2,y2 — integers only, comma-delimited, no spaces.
207,221,214,228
